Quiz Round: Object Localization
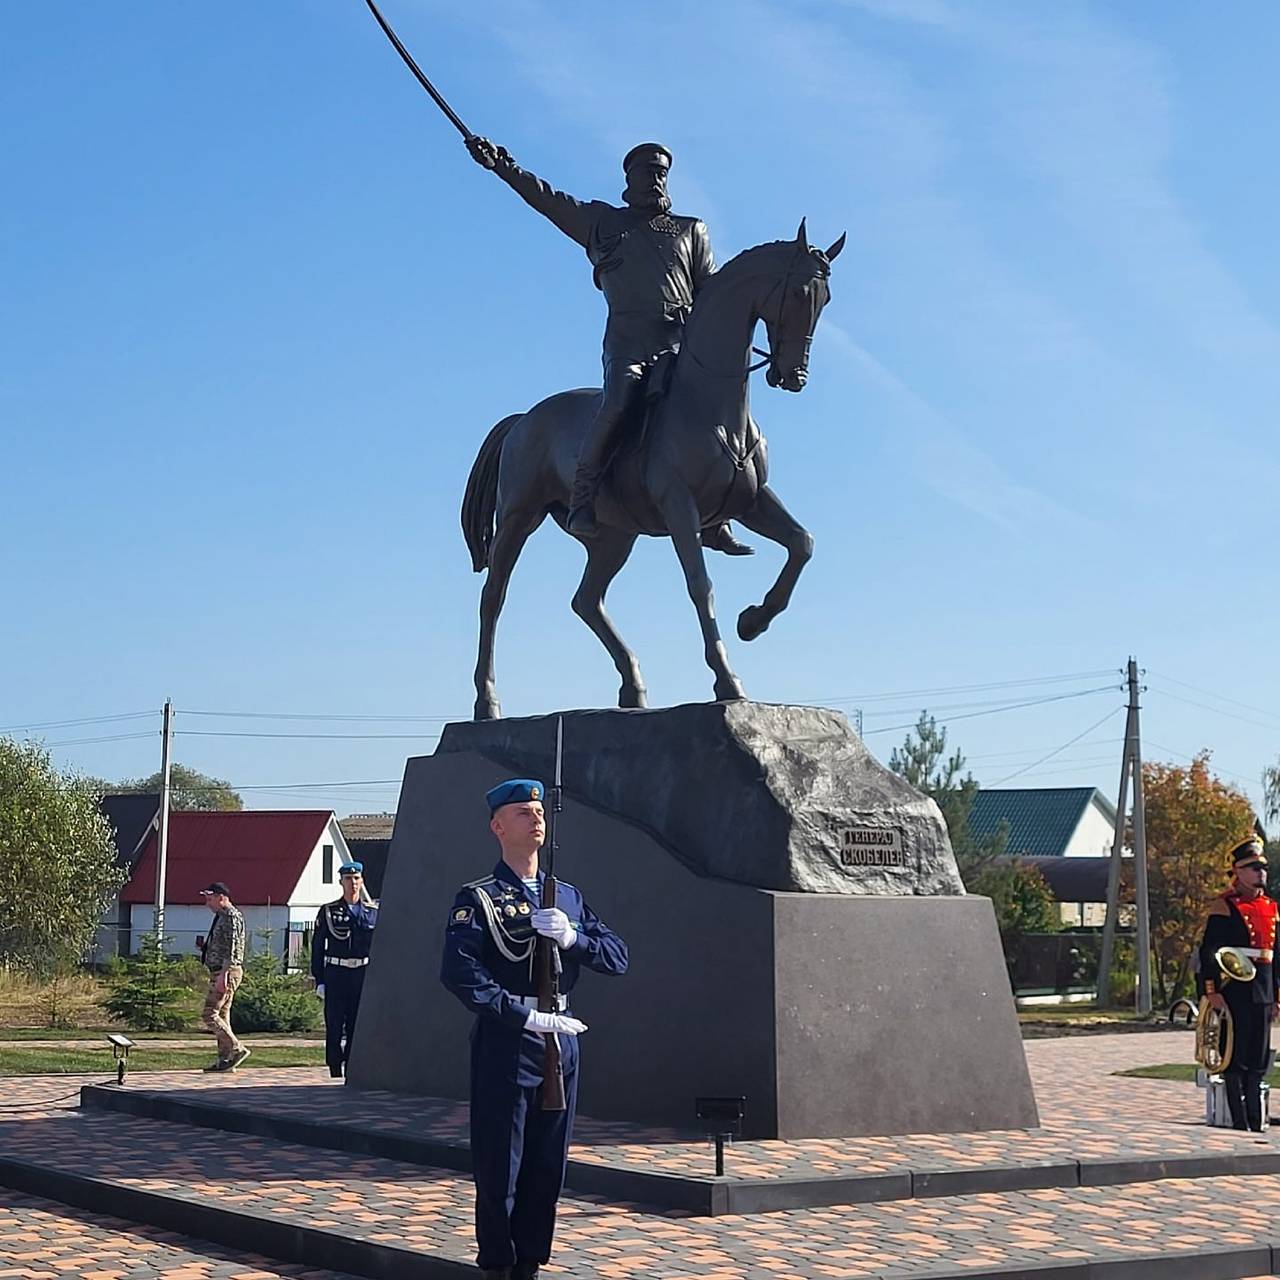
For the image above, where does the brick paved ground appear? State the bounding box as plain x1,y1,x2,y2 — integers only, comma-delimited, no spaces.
45,1029,1280,1185
5,1030,1280,1278
4,1105,1280,1276
0,1186,358,1279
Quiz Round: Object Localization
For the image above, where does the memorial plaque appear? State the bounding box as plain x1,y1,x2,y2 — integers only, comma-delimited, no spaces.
840,827,905,869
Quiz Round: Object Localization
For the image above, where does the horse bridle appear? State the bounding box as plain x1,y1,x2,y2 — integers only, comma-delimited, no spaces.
751,246,824,376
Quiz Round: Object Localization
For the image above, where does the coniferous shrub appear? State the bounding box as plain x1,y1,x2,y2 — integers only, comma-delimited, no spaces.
103,934,189,1031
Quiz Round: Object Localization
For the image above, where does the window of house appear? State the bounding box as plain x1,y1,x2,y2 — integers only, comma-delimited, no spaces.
322,844,334,883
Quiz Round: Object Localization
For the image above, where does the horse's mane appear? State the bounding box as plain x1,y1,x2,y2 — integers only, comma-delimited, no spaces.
714,238,800,282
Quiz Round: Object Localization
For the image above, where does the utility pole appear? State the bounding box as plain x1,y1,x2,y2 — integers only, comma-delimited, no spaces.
153,699,174,942
1096,660,1152,1013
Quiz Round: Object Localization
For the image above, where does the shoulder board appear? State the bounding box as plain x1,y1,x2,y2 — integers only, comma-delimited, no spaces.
1206,898,1231,917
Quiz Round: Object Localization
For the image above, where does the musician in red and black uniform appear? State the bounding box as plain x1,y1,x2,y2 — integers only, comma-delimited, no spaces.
1198,834,1278,1130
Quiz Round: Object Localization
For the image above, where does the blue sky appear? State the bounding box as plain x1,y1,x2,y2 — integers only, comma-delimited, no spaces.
3,1,1277,821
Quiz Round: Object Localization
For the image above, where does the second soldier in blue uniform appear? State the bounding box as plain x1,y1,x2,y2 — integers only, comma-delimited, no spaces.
441,779,628,1280
311,860,378,1079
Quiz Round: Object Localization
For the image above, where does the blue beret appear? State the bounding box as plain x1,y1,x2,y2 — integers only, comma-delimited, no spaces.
338,861,364,875
486,778,545,812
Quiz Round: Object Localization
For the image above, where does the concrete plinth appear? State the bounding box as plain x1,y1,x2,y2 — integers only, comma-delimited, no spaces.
348,708,1038,1139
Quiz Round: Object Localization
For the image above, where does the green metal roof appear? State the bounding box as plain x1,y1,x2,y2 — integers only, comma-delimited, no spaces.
968,787,1116,857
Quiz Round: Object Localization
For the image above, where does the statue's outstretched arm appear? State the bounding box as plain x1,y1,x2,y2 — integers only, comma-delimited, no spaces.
467,137,594,248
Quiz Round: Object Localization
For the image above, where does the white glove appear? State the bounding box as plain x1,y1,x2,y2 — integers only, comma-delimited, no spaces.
531,907,577,949
315,983,325,999
524,1009,588,1036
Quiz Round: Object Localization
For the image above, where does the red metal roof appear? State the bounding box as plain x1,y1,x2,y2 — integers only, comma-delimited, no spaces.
121,810,335,905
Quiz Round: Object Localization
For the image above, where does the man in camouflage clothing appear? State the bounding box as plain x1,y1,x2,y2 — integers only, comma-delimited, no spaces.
199,881,250,1071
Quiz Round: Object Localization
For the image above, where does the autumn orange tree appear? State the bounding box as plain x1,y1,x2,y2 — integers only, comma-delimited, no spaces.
1132,752,1256,1006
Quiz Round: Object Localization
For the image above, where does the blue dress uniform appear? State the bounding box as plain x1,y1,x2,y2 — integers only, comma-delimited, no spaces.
441,781,628,1277
311,862,378,1078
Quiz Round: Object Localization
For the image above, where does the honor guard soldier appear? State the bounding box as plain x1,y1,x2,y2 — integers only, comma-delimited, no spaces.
311,860,379,1079
1199,834,1278,1130
441,778,628,1280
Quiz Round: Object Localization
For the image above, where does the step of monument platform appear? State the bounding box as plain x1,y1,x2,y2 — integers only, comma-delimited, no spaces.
4,1108,1280,1279
81,1073,1280,1216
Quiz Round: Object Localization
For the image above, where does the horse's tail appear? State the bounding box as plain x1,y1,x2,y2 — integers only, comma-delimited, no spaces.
461,413,522,573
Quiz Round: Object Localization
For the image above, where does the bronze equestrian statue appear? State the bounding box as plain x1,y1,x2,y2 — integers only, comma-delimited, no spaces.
466,136,750,555
462,217,842,719
358,0,843,719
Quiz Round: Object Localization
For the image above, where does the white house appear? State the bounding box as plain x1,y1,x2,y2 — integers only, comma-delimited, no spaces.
121,809,353,963
968,787,1119,859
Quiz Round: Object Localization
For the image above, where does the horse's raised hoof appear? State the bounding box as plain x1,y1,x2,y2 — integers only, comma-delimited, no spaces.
737,605,771,642
713,676,747,702
473,697,502,721
619,684,648,709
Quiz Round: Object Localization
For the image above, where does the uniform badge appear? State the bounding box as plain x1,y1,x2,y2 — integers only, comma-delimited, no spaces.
530,786,540,799
451,906,473,925
504,904,518,918
518,902,531,915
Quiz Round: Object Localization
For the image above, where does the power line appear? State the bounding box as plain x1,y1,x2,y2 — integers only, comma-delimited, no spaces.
1143,739,1261,791
1146,687,1280,733
174,730,444,741
181,709,465,723
964,737,1125,763
984,707,1125,787
1147,669,1280,726
0,712,153,734
856,690,1116,720
45,731,158,748
806,668,1118,706
862,684,1122,736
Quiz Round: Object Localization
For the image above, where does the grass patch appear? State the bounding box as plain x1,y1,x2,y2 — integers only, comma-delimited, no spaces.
1017,1007,1143,1023
1118,1063,1280,1084
0,1044,326,1075
0,1028,323,1042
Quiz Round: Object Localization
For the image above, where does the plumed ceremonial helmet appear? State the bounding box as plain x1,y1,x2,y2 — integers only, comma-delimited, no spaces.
1231,835,1267,866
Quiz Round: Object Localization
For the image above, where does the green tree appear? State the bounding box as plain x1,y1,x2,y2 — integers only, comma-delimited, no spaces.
889,712,1009,880
1129,751,1256,1006
231,932,321,1033
983,860,1061,939
0,738,125,976
102,933,190,1031
115,763,243,812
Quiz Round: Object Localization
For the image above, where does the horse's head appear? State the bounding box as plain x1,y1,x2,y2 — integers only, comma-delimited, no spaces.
761,219,845,393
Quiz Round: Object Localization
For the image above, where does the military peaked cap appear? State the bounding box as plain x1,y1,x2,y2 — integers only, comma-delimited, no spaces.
622,142,672,173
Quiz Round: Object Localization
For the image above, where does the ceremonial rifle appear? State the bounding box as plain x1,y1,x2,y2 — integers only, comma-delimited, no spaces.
362,0,477,141
536,715,567,1111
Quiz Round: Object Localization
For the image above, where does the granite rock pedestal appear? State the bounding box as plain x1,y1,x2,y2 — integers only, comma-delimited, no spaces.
348,704,1038,1139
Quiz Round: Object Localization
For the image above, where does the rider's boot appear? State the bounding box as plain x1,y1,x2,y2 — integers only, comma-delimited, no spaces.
567,466,600,537
701,522,754,556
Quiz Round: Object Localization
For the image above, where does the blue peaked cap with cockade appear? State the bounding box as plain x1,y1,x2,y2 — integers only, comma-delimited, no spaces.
485,778,545,812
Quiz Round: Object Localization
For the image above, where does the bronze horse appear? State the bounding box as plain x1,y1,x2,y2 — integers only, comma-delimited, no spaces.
462,220,843,720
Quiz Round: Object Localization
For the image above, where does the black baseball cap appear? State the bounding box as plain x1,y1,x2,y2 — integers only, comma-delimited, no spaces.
199,881,231,897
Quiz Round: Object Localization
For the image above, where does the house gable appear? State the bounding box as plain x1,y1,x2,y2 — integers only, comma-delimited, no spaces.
121,810,336,906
